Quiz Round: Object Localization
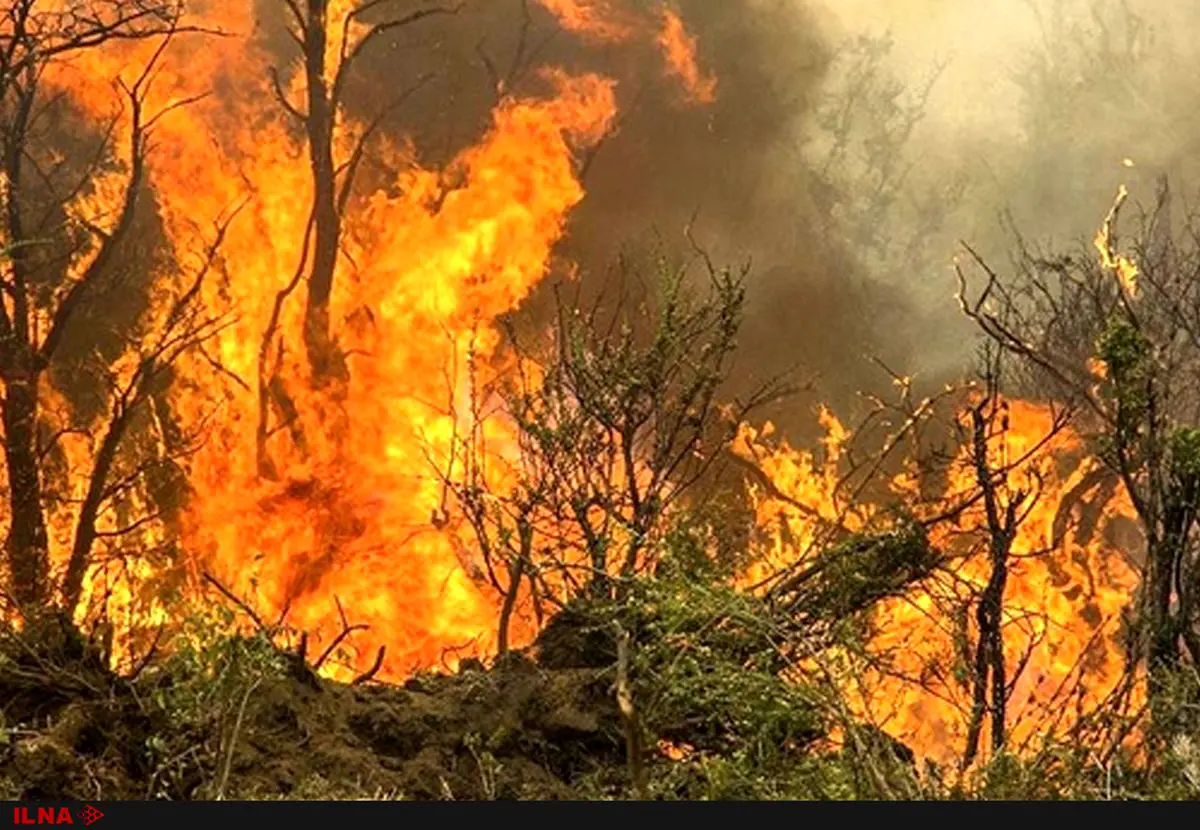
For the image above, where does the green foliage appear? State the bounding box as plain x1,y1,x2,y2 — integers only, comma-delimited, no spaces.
1169,427,1200,480
650,749,854,801
544,520,920,800
452,253,756,614
140,611,290,799
1095,316,1153,468
632,580,819,755
1097,315,1149,392
799,521,938,619
151,613,283,717
954,740,1199,801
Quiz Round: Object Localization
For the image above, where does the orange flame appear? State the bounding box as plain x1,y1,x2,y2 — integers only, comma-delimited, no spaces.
536,0,635,42
538,0,716,105
174,66,619,676
1095,185,1140,296
17,0,731,678
656,7,717,106
737,400,1144,766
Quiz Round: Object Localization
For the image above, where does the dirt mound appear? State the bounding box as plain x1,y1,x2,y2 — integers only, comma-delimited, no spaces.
0,633,628,800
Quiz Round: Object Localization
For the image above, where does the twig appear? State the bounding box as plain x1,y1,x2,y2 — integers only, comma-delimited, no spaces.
313,622,370,671
215,676,262,801
352,646,387,685
202,571,269,634
614,623,647,799
128,624,165,681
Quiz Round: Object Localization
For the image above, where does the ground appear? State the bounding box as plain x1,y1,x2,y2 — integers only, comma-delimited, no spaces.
0,623,633,801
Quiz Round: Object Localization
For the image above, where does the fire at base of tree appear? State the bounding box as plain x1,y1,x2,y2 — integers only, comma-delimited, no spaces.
0,0,1199,802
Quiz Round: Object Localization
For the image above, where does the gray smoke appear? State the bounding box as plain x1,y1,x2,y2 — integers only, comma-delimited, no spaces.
246,0,1200,439
805,0,1200,382
247,0,916,438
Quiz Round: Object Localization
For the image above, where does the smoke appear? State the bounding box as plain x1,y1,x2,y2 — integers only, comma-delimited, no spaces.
805,0,1200,379
242,0,915,437
545,0,918,427
244,0,1200,436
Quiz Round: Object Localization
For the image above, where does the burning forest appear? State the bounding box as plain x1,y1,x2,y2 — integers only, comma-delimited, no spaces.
0,0,1199,802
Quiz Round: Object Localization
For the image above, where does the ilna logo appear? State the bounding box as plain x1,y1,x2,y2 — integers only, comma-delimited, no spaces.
11,806,103,826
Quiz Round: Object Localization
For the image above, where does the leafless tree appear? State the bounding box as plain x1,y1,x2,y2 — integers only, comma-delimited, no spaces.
261,1,455,406
735,343,1103,766
805,32,955,277
0,2,229,627
953,347,1073,768
958,180,1200,720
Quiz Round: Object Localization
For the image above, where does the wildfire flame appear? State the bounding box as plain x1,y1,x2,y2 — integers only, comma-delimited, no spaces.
656,7,717,106
536,0,635,42
2,0,1149,772
19,0,718,676
736,399,1144,766
1096,185,1140,296
538,0,717,104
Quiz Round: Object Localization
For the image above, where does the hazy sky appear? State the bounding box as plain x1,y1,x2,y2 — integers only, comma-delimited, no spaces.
811,0,1194,143
796,0,1190,378
812,0,1044,137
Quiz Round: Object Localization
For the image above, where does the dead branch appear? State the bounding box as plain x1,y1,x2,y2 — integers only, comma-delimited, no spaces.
352,645,387,685
201,571,269,635
312,598,370,671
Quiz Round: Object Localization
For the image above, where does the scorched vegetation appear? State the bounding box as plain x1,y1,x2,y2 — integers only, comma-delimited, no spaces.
0,0,1198,803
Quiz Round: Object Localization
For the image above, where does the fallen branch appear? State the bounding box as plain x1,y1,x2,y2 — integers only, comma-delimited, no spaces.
352,645,387,686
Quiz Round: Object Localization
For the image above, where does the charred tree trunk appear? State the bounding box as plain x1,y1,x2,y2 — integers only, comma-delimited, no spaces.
496,553,527,657
1146,539,1179,672
301,0,347,389
3,369,50,611
963,564,1009,767
62,389,139,613
1145,472,1199,722
962,395,1023,769
1,71,50,613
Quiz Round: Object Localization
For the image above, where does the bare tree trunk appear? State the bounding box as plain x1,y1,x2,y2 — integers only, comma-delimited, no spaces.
1,71,49,613
301,0,346,388
1144,465,1197,688
962,583,1008,760
962,395,1020,768
615,625,647,799
1144,529,1188,732
62,396,136,613
1146,542,1178,669
3,370,50,611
